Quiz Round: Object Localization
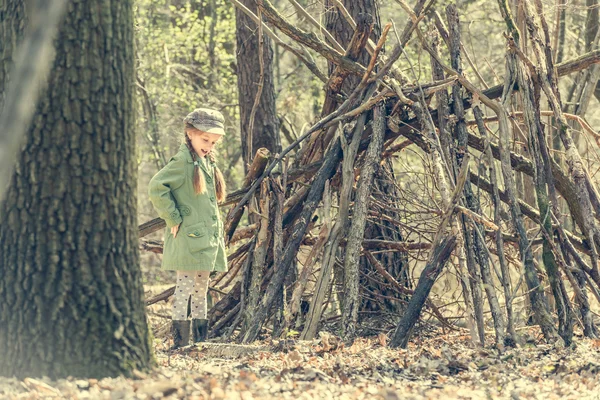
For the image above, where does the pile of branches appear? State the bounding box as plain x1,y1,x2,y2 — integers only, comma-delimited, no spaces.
141,0,600,348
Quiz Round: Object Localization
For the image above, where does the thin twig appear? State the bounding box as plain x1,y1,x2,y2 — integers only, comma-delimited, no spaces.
287,0,344,53
229,0,327,82
246,6,266,165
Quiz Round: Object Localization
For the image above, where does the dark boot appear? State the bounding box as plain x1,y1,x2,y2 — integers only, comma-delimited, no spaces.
192,319,209,343
170,320,190,350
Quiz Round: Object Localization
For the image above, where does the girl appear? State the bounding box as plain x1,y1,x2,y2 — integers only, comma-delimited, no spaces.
148,108,228,349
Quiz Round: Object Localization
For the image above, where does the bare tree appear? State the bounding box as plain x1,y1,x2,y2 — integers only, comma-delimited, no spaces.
235,0,281,170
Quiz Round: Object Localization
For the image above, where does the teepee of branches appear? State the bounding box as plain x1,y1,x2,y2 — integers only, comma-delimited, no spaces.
142,0,600,348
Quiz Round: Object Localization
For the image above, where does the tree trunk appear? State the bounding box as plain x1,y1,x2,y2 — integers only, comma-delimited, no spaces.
324,0,379,91
235,0,281,170
0,0,68,197
0,0,152,379
0,0,27,111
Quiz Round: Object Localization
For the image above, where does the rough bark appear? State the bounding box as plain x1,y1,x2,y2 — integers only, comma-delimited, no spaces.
430,29,452,166
235,0,281,169
0,0,27,111
224,148,271,242
230,0,328,84
322,11,373,114
493,13,558,339
0,0,152,378
241,181,271,332
0,0,68,200
516,30,574,345
324,0,380,94
498,0,568,343
288,181,330,329
341,104,385,341
328,0,411,322
299,9,373,165
528,0,600,342
300,112,368,340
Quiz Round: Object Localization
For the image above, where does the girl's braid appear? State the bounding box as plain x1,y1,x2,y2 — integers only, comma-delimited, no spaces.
207,151,216,164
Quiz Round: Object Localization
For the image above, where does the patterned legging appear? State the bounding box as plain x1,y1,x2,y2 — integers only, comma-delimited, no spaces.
171,270,210,321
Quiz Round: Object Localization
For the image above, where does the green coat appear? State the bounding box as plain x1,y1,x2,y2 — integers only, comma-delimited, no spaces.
148,144,227,272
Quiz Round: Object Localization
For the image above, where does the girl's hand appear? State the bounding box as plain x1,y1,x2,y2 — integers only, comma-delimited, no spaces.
171,224,180,238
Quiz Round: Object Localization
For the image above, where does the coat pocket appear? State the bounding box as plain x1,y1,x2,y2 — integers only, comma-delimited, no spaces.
177,204,192,216
185,221,211,253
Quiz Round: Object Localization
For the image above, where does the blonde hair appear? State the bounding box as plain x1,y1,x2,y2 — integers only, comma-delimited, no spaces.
184,125,227,202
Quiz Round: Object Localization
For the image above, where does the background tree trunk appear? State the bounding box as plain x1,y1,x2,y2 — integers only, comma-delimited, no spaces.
324,0,410,325
324,0,378,91
0,0,152,379
235,0,281,171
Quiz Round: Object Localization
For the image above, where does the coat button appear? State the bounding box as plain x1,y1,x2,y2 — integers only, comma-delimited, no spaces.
210,196,215,202
206,176,213,183
213,232,218,238
212,215,217,221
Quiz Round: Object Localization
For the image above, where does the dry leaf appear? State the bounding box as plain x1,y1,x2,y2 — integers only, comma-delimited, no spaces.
287,349,303,364
378,333,388,347
23,378,61,396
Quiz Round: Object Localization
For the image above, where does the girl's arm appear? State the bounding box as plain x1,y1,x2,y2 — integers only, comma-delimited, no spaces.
148,155,186,228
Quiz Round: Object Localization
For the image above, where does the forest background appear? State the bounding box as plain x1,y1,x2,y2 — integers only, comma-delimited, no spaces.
1,0,600,397
138,0,600,335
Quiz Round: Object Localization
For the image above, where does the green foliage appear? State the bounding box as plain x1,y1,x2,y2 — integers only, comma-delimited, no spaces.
135,0,239,166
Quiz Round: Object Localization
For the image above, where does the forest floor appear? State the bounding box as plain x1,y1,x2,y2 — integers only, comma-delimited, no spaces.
2,291,600,399
2,327,600,399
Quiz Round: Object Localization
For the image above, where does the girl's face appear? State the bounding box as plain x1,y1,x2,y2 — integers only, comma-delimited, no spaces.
187,130,222,157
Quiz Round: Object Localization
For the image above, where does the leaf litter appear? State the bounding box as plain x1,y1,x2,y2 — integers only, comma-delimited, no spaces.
2,298,599,399
1,326,599,399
